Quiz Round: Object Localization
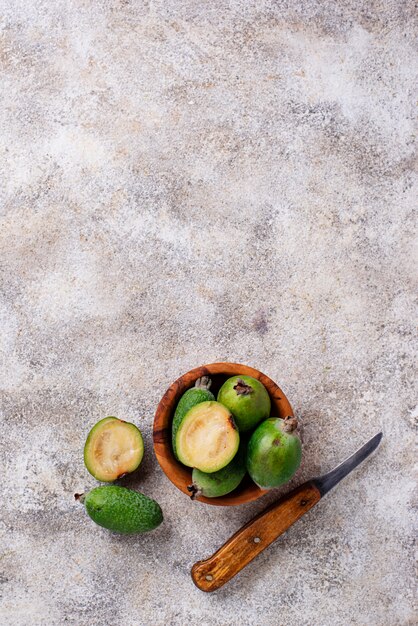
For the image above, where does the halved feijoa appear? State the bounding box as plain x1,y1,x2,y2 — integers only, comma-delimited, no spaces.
172,377,215,460
175,401,239,473
84,417,144,482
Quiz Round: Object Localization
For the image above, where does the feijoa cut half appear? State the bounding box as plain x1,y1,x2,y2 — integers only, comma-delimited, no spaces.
84,417,144,482
175,401,239,473
172,376,215,460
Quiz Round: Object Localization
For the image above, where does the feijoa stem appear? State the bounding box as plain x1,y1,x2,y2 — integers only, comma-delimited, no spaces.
233,379,253,395
187,484,201,500
194,376,212,391
74,493,86,503
282,416,298,433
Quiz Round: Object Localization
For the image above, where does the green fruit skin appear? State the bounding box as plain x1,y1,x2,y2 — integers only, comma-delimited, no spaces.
83,486,163,534
84,416,144,481
217,375,271,432
190,443,247,498
246,418,302,489
172,386,215,459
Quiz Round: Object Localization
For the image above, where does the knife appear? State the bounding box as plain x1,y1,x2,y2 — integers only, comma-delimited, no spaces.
191,431,382,591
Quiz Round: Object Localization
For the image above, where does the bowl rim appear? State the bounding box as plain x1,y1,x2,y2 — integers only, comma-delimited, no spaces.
153,362,294,506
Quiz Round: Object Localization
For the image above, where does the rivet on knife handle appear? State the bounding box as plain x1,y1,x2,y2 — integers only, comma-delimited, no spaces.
191,432,382,592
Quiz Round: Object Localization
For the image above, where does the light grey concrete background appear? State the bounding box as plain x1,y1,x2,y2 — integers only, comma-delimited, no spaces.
1,1,416,625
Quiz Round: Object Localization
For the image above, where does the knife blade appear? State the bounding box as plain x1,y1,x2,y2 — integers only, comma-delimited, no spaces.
191,432,382,592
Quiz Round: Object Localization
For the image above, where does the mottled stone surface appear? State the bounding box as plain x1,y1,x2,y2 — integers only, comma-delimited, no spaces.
0,1,416,624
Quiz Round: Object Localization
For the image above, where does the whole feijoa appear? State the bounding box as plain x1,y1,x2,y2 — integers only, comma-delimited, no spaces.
246,417,302,488
217,375,271,431
76,486,163,534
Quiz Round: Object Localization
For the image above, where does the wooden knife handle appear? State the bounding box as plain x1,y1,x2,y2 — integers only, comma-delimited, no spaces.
191,481,321,592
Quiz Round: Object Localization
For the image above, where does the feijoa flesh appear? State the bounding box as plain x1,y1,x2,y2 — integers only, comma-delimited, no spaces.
84,417,144,482
76,486,163,534
217,375,271,432
188,441,247,499
175,401,239,473
172,377,215,460
246,417,302,488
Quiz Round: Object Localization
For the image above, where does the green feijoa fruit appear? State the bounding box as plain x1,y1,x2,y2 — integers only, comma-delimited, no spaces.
188,442,247,499
176,401,239,473
84,417,144,482
172,377,215,459
76,486,163,534
246,417,302,489
217,375,271,432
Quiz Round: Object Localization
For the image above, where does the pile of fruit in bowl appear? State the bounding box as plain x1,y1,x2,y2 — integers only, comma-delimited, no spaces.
171,374,302,500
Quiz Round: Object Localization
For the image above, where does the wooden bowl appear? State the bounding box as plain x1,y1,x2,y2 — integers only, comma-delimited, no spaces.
153,362,294,506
